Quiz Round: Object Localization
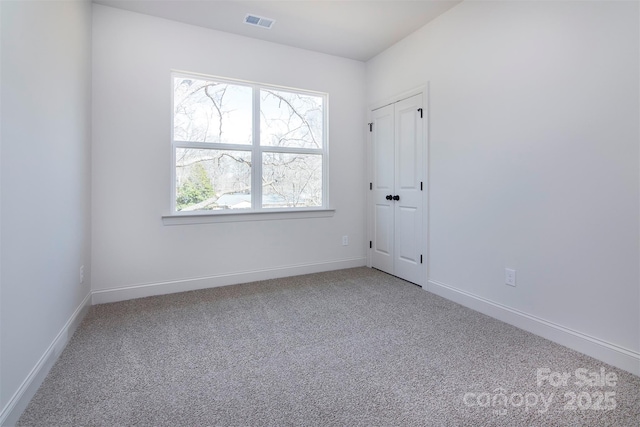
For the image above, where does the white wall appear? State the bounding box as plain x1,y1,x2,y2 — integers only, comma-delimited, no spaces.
91,5,367,300
367,0,640,363
0,0,92,422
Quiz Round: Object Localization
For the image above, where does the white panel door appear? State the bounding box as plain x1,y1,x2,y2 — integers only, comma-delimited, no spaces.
370,94,424,285
393,94,423,285
371,104,395,275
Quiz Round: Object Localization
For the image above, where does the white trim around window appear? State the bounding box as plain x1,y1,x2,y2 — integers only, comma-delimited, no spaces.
169,71,330,220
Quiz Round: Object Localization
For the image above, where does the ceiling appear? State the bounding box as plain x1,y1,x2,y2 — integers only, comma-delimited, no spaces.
93,0,463,61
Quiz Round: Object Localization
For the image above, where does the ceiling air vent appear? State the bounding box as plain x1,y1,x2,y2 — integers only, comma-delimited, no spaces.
244,14,275,29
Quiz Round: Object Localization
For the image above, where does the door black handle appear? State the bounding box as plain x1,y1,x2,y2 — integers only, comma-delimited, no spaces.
386,195,393,200
392,195,400,201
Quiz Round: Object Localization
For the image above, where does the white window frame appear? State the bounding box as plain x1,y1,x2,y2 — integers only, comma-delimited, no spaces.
166,71,331,223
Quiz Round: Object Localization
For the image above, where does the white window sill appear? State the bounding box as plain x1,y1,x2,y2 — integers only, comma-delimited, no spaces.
162,208,335,225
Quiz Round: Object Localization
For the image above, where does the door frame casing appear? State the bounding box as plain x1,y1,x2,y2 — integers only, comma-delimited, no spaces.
366,85,428,287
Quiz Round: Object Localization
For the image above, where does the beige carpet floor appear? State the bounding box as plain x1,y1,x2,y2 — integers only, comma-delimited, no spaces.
17,267,640,426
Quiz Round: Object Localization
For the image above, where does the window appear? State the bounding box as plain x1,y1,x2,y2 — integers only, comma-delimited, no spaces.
172,72,327,214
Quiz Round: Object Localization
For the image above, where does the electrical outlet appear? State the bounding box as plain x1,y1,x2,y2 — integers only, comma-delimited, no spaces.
342,235,349,246
80,265,85,285
505,268,516,287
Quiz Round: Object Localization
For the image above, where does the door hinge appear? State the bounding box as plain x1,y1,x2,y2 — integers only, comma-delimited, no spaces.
370,241,372,249
370,182,372,190
368,122,373,132
417,108,423,118
420,254,423,264
420,181,423,191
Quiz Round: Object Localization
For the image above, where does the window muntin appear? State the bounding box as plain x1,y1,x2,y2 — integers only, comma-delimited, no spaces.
172,72,327,213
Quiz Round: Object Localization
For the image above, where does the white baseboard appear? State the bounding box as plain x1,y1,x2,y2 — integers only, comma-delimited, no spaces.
427,279,640,376
0,292,92,427
92,257,368,305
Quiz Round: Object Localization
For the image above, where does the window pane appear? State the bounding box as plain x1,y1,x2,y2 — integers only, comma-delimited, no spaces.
174,78,252,145
260,89,323,149
176,148,251,211
262,153,322,208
